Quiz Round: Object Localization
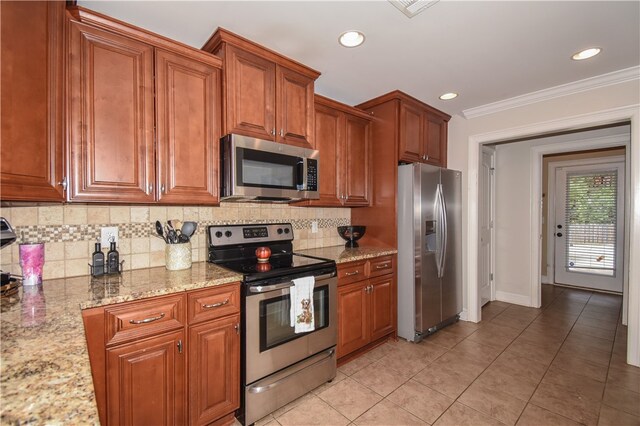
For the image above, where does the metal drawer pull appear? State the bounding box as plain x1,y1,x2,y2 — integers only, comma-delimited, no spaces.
202,299,229,309
129,312,165,324
375,264,390,269
344,271,360,276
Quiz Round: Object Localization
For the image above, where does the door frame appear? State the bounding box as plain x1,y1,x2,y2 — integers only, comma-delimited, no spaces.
546,154,626,286
466,104,639,367
479,146,496,305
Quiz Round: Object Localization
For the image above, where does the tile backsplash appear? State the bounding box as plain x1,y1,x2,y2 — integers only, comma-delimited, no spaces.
0,203,350,280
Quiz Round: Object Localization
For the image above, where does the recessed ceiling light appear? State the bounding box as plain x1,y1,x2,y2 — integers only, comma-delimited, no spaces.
572,47,602,61
339,31,365,48
439,92,458,100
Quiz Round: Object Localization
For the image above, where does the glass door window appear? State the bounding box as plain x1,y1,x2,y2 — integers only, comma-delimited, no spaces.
259,286,329,352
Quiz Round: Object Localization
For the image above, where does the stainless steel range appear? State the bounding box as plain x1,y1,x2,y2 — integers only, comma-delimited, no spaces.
207,223,337,425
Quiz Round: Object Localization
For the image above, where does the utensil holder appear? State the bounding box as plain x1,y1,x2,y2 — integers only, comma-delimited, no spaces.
165,242,192,271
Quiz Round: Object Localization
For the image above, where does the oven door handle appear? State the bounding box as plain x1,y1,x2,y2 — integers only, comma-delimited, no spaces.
248,272,336,293
247,348,336,394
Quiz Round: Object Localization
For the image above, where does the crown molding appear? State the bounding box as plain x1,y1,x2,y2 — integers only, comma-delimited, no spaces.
463,66,640,119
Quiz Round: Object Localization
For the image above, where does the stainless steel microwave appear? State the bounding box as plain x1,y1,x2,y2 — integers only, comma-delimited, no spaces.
220,134,319,202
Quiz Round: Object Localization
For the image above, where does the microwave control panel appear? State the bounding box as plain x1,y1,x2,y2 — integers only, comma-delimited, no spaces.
306,159,318,191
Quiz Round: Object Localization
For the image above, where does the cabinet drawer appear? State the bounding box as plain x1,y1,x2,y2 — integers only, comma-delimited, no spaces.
188,283,240,325
368,256,395,278
105,294,185,347
337,261,367,286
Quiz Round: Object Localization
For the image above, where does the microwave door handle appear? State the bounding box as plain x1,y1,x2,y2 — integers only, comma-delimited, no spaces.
296,158,305,191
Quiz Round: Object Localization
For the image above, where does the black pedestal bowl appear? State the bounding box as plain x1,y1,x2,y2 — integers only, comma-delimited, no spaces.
337,226,366,248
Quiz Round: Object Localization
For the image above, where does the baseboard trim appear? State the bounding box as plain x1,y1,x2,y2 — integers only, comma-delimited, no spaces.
458,308,469,322
495,290,532,307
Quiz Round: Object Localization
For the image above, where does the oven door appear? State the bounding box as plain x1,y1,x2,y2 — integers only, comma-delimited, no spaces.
244,274,337,384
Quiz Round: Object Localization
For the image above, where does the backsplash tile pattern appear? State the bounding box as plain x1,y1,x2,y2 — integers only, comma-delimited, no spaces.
0,203,350,280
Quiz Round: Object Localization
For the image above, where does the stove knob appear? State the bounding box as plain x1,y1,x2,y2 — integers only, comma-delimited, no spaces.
225,230,232,238
284,228,290,234
215,231,223,238
277,228,283,235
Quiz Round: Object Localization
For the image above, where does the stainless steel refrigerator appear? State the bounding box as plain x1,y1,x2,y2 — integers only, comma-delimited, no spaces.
397,163,463,342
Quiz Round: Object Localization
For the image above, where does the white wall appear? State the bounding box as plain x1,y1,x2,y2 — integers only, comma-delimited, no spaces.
492,126,630,303
447,78,640,366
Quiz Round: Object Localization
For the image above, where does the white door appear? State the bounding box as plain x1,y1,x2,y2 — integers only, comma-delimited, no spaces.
479,147,495,306
554,162,625,292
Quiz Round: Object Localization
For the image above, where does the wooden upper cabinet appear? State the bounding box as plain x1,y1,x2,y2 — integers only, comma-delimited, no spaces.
0,1,65,201
68,21,156,202
343,114,371,206
310,102,343,206
277,66,315,148
300,96,371,208
424,112,447,167
203,28,320,149
225,45,276,140
155,49,221,204
66,7,223,204
399,102,424,163
357,90,451,168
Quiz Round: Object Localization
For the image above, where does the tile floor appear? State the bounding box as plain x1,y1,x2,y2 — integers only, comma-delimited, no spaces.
245,285,640,426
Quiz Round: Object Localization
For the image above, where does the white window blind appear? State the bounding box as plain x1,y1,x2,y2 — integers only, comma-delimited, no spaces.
565,170,617,276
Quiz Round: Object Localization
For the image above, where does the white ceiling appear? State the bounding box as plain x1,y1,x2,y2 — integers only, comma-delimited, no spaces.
78,1,640,116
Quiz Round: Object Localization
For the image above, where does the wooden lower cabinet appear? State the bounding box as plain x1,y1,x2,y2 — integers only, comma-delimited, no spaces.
336,256,396,359
188,315,240,426
106,330,186,426
83,283,241,426
337,281,370,357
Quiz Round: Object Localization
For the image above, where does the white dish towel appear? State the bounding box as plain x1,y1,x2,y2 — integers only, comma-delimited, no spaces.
290,276,315,333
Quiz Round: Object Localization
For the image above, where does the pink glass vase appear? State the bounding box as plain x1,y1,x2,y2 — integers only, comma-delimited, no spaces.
19,242,45,286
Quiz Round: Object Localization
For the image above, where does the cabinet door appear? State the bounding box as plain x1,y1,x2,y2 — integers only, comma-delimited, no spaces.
225,45,275,140
398,102,423,163
106,330,186,426
307,102,342,206
343,114,370,206
0,1,64,201
68,21,155,202
276,66,314,149
424,113,447,167
155,49,221,204
189,315,240,425
337,281,369,358
369,275,395,341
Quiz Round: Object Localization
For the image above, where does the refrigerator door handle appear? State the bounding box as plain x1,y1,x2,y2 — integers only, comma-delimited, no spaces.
439,184,448,278
435,184,446,278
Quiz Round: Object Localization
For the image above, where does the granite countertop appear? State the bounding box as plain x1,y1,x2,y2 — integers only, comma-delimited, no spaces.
0,262,241,425
297,245,397,264
0,246,395,424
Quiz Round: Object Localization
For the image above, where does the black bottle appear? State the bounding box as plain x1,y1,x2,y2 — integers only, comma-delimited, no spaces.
107,241,120,274
92,242,105,276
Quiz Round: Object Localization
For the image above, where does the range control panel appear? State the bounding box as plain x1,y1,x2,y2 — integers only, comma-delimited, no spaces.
208,223,293,247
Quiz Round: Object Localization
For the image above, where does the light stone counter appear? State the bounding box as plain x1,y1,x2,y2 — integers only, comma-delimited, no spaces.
0,262,241,425
297,245,397,264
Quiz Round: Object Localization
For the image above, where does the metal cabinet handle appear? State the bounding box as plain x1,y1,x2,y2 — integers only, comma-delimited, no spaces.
160,184,166,193
234,323,240,335
58,177,68,191
344,271,359,276
280,129,284,137
202,299,229,309
425,155,429,160
177,339,183,354
129,312,165,324
375,264,389,269
148,183,153,193
365,285,373,294
271,128,276,136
